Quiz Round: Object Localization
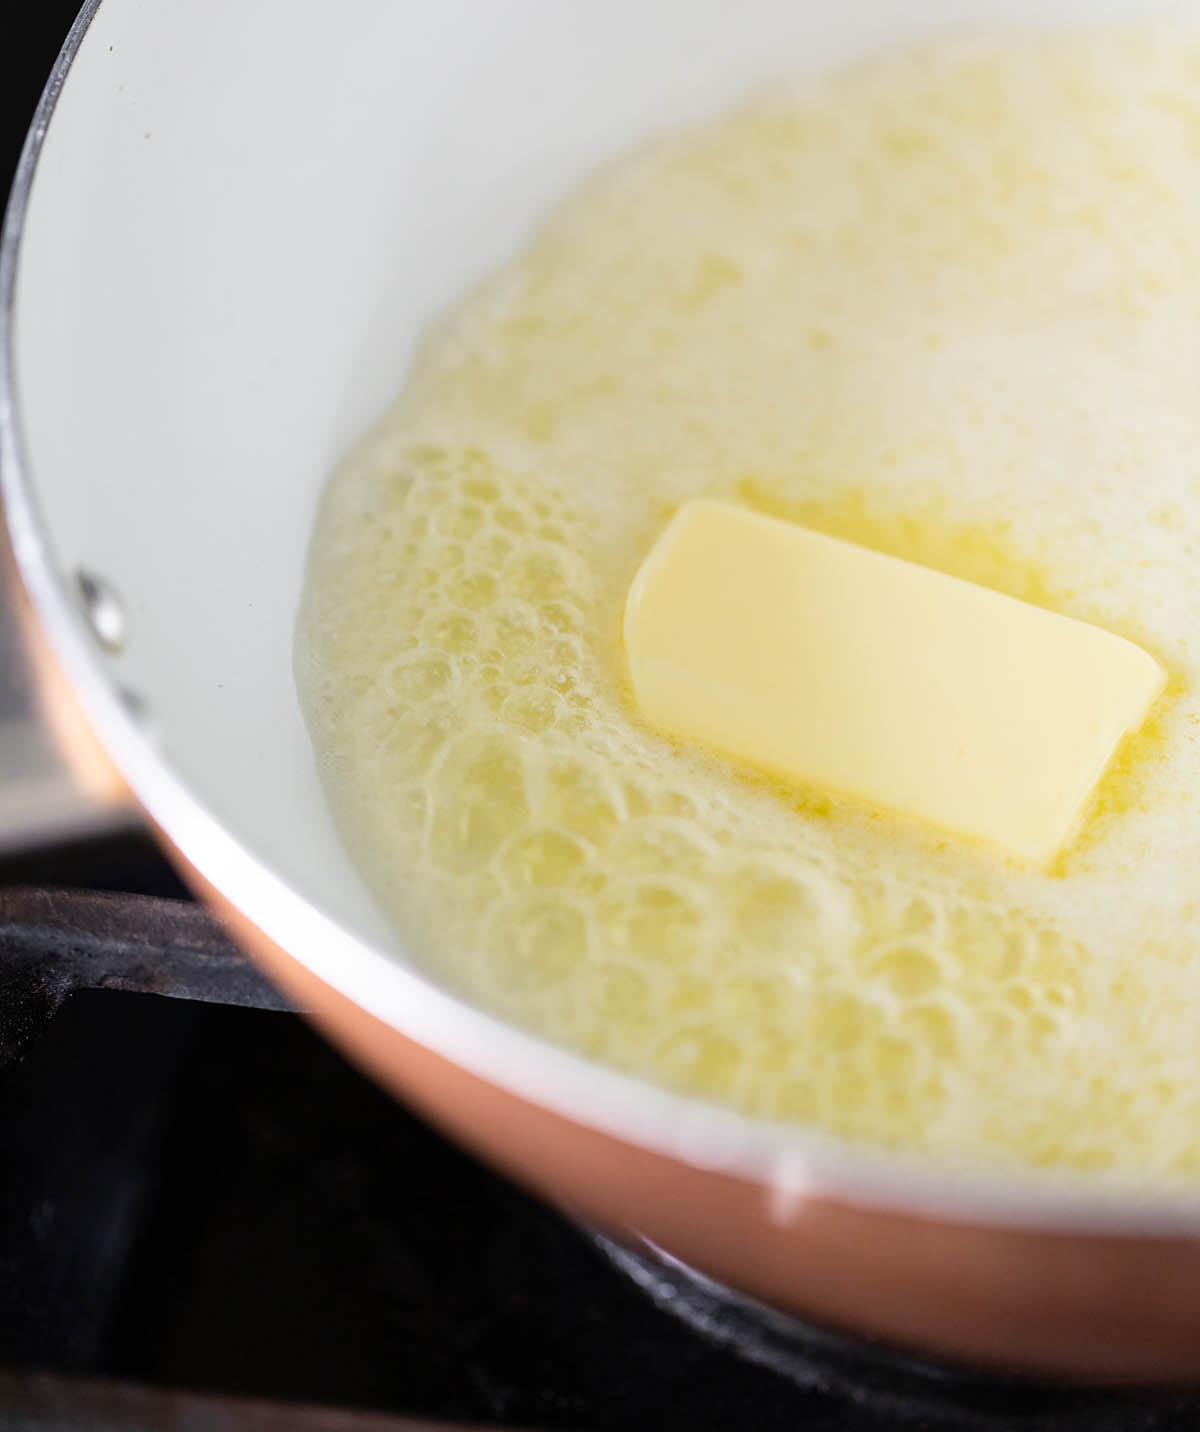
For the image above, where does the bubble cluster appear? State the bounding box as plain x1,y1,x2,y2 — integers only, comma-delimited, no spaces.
298,27,1200,1182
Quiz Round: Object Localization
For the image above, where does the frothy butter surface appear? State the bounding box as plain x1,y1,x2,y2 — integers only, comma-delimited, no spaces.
297,28,1200,1181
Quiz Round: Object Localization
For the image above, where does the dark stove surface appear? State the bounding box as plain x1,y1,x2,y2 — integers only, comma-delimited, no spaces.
9,962,784,1430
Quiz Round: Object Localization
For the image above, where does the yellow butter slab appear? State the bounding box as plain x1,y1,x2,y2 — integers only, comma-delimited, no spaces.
624,500,1166,862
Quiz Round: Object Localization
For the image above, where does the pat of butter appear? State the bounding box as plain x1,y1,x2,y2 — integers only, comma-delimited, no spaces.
624,500,1166,863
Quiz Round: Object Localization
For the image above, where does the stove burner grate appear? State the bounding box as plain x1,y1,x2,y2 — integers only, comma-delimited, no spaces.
591,1231,1195,1431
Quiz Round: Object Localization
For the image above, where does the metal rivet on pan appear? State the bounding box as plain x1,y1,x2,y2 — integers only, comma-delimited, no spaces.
75,569,126,654
117,686,147,723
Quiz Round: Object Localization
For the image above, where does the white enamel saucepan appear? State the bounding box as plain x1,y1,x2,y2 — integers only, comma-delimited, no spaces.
5,0,1200,1383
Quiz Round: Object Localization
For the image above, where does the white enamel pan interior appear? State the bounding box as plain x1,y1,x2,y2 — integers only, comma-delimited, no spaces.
4,0,1197,1233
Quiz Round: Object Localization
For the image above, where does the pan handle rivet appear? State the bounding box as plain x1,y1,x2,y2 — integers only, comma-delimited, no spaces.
75,569,126,654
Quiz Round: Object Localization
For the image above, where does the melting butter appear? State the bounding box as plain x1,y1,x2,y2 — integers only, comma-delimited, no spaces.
624,500,1165,863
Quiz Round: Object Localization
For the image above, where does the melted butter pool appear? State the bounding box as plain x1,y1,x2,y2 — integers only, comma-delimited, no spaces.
298,26,1200,1181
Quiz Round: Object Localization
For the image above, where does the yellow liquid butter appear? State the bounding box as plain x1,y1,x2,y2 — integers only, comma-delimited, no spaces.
297,27,1200,1181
